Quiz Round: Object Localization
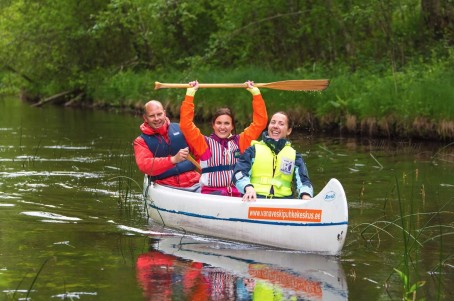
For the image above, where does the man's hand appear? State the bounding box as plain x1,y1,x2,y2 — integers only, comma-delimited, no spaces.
171,147,189,164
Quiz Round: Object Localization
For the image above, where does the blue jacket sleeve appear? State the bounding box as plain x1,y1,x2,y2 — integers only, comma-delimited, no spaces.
232,145,256,194
294,152,314,197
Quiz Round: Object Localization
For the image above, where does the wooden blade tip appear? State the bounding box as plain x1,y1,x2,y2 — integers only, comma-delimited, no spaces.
154,81,162,90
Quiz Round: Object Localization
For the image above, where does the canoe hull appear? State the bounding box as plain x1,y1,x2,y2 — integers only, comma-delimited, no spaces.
145,178,348,255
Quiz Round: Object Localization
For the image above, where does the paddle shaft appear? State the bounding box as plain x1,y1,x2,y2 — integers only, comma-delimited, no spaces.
155,79,330,91
156,82,247,89
187,154,201,172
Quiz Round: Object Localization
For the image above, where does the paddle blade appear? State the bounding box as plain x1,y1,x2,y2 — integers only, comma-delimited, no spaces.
257,80,330,91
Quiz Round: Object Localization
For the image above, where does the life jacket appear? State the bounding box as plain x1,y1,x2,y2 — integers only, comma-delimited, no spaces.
250,141,295,197
141,123,195,181
199,136,240,188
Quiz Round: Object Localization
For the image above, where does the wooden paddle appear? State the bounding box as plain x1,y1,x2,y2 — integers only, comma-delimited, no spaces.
187,154,202,173
155,79,330,91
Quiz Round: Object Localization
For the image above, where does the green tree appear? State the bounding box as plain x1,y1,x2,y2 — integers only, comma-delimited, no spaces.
0,0,451,96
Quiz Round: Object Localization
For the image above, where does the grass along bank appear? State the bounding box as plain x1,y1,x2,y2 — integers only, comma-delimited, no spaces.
351,174,453,300
4,59,454,141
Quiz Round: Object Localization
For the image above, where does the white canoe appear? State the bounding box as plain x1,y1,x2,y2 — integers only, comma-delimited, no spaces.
145,177,348,255
153,235,348,300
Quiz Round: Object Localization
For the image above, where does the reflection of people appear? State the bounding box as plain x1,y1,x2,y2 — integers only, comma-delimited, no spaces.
205,267,237,300
133,100,201,191
232,111,313,202
236,278,256,301
136,251,174,300
253,280,284,301
136,251,209,301
180,80,268,196
136,249,245,300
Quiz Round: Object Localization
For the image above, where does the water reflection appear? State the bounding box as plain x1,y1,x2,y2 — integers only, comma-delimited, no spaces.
136,235,348,300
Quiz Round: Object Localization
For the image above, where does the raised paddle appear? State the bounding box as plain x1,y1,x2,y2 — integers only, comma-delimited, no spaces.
154,79,330,91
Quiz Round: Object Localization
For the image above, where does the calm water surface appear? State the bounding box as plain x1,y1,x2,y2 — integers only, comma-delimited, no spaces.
0,97,452,300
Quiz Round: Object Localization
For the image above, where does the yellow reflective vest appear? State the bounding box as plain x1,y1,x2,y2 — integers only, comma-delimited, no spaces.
250,141,296,197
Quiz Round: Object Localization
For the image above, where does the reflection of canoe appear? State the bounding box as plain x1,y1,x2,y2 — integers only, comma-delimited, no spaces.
145,177,348,255
154,235,348,301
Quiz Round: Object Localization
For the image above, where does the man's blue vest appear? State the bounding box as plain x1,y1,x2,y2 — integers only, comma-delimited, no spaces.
141,123,195,181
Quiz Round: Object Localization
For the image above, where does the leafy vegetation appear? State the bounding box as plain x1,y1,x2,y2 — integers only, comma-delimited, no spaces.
1,0,453,139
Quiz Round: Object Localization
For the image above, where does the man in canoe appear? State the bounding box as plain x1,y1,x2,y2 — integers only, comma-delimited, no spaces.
133,100,201,191
179,80,268,196
232,111,313,201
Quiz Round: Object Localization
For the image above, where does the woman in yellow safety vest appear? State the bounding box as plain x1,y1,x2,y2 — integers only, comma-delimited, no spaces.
232,111,313,202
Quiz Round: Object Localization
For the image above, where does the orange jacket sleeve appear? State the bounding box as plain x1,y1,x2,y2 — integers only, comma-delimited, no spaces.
238,94,268,153
179,95,209,158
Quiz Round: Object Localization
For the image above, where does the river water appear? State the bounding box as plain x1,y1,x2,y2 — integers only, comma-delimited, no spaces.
0,97,452,301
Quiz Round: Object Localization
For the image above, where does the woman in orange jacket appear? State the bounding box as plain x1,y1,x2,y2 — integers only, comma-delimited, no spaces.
179,80,268,196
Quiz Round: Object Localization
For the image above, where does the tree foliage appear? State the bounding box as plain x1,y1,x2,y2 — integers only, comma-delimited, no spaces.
0,0,452,95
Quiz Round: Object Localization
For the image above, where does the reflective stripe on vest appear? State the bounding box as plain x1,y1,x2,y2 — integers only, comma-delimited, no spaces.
250,141,295,197
141,123,195,180
200,136,240,187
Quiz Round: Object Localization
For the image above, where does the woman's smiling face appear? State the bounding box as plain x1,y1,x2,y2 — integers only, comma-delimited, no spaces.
267,113,292,140
212,114,234,139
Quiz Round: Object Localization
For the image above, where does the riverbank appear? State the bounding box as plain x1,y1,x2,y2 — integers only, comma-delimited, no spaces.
6,62,454,141
18,94,454,142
